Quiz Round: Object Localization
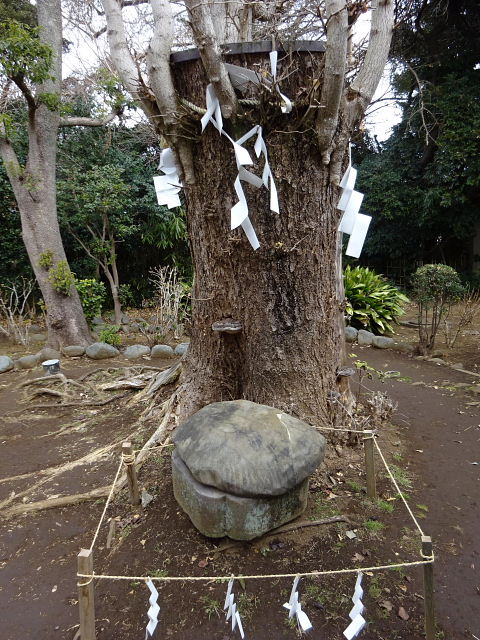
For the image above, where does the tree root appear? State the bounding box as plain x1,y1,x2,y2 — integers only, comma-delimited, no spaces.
27,392,129,410
1,389,179,519
212,516,351,555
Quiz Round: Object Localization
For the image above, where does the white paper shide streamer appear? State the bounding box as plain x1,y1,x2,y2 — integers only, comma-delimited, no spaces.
337,146,371,258
283,576,313,632
153,148,182,209
343,573,367,640
223,579,245,638
145,579,160,639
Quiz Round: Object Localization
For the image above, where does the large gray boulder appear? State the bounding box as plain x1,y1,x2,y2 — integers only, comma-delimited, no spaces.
357,329,375,346
151,344,175,359
173,400,326,498
85,342,119,360
124,344,150,359
0,355,14,373
172,451,309,540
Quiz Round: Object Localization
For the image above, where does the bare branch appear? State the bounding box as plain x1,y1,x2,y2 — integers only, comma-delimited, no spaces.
184,0,237,118
59,112,119,127
316,0,348,164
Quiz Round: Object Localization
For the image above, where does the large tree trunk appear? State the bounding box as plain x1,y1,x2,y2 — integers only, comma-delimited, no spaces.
173,50,346,425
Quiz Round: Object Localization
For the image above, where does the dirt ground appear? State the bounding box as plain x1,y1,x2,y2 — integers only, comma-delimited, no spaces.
0,312,479,640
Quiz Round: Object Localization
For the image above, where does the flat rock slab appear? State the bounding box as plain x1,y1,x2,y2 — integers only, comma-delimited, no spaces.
172,450,309,540
173,399,326,497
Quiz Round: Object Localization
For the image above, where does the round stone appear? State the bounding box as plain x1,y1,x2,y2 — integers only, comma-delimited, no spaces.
16,354,40,369
85,342,120,359
174,343,189,356
62,345,85,357
151,344,175,358
345,326,358,343
0,355,14,373
124,344,150,359
173,399,326,498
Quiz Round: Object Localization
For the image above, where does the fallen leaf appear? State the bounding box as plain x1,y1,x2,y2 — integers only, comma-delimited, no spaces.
380,600,393,612
398,606,410,620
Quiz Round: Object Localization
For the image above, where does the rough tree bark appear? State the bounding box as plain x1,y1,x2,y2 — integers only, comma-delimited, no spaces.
101,0,395,426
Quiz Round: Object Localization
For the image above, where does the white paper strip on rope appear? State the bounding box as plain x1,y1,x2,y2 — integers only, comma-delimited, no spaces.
343,572,366,640
346,213,372,258
144,579,160,639
223,578,245,638
269,51,293,113
337,145,371,258
283,576,313,632
339,190,364,234
153,148,183,209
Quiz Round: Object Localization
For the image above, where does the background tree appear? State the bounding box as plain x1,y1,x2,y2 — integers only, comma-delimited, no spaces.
56,120,189,308
0,0,122,348
356,0,480,282
96,0,395,424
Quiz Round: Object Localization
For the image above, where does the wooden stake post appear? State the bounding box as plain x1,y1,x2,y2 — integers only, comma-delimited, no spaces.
422,535,435,640
77,549,96,640
122,441,140,505
363,430,377,499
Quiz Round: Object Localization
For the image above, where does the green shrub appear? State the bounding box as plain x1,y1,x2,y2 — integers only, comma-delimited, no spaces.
344,265,408,335
99,324,121,346
38,250,54,270
47,260,75,295
411,263,464,353
76,278,106,327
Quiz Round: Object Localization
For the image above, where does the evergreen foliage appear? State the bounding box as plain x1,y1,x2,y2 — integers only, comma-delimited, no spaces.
344,265,408,335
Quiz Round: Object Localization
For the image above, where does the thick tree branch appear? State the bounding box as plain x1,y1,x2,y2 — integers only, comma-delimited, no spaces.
101,0,158,121
59,112,118,127
316,0,348,165
184,0,237,118
346,0,395,127
146,0,178,129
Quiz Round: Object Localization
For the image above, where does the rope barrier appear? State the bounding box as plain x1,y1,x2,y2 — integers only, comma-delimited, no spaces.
89,456,124,552
76,554,434,584
132,443,175,455
373,436,425,537
84,429,431,590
